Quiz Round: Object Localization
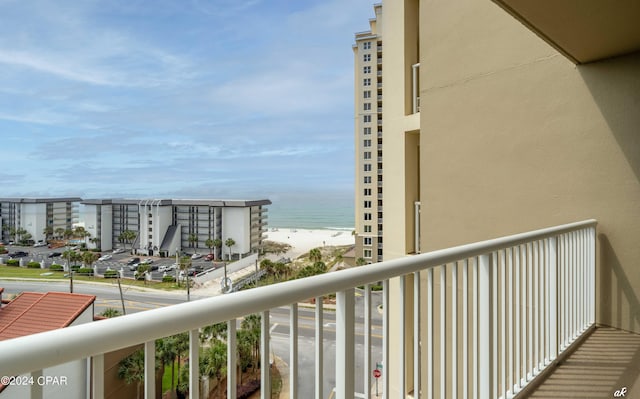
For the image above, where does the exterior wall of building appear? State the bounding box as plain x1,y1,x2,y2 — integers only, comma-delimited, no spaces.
0,199,80,244
174,204,222,255
112,203,140,250
83,203,114,251
99,205,113,251
249,205,268,249
380,0,420,262
380,0,640,395
19,203,46,243
417,0,640,334
138,202,172,256
222,207,251,258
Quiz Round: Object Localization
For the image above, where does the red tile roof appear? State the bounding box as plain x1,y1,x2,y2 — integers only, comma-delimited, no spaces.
0,291,95,341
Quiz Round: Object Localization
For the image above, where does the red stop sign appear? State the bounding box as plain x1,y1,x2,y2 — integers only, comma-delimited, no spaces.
373,369,381,379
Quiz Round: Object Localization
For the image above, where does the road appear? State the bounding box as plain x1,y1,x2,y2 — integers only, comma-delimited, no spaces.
0,280,199,314
268,293,383,398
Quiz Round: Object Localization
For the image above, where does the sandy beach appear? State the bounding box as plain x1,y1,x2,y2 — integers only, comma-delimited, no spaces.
265,228,354,259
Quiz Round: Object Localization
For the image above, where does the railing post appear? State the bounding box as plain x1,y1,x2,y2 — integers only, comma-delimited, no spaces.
364,286,371,399
189,329,199,399
92,354,105,399
414,272,421,399
228,319,237,399
290,304,298,399
548,237,557,362
144,340,155,399
477,254,492,399
400,276,407,399
336,288,355,399
316,297,324,399
31,369,43,399
383,279,390,399
261,310,271,399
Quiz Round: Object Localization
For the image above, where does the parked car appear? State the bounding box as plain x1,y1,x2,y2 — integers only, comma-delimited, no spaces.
158,264,176,273
112,248,125,254
140,258,154,265
9,251,29,258
129,263,140,271
205,253,215,261
191,253,203,260
126,257,141,266
33,242,47,247
98,254,113,261
48,252,62,258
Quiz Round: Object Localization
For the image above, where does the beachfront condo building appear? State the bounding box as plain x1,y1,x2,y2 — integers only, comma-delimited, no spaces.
81,198,270,258
353,3,384,264
0,197,80,245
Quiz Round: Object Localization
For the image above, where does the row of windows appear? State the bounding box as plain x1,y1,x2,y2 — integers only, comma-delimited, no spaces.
363,175,383,184
363,249,383,258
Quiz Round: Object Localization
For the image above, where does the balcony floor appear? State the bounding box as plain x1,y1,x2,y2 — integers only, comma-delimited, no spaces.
523,327,640,398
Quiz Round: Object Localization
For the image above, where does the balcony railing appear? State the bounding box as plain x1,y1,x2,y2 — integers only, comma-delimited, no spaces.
412,63,420,114
0,220,596,399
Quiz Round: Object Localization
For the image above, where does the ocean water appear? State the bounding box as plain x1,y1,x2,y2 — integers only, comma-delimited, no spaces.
267,193,354,230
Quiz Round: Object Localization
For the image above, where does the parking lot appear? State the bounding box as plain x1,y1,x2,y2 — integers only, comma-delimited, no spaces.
1,244,221,282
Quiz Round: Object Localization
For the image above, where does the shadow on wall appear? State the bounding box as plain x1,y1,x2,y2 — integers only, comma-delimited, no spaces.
598,234,640,332
578,51,640,183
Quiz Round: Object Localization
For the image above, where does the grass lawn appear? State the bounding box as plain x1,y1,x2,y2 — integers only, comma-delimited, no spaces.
0,265,188,291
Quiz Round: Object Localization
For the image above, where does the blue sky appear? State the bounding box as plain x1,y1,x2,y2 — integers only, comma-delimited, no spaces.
0,0,374,202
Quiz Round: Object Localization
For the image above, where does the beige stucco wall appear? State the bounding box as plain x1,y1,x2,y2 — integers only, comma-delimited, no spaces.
419,0,640,335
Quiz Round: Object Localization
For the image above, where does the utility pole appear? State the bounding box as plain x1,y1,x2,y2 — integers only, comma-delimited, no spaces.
117,276,126,315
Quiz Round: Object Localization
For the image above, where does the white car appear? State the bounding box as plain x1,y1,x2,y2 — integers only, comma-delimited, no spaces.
191,253,203,260
98,254,113,261
33,242,47,247
140,258,153,265
158,264,176,273
112,248,125,254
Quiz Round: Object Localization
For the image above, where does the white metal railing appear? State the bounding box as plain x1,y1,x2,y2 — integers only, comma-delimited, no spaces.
0,220,596,399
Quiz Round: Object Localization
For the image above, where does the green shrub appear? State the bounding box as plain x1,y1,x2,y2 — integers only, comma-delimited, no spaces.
6,259,20,267
162,275,176,283
50,264,64,272
70,265,81,272
104,269,118,279
77,267,93,276
27,261,41,269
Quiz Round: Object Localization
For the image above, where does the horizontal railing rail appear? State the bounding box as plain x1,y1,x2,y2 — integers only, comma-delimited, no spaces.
0,219,597,399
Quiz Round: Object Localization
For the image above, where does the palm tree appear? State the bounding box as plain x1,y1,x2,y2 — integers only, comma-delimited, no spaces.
82,251,99,268
118,349,145,399
309,247,322,263
188,233,198,251
43,226,53,242
54,227,65,240
156,337,178,393
100,308,122,318
205,238,215,255
225,238,235,261
118,230,137,252
90,236,100,250
15,227,27,244
201,340,227,399
213,238,222,261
